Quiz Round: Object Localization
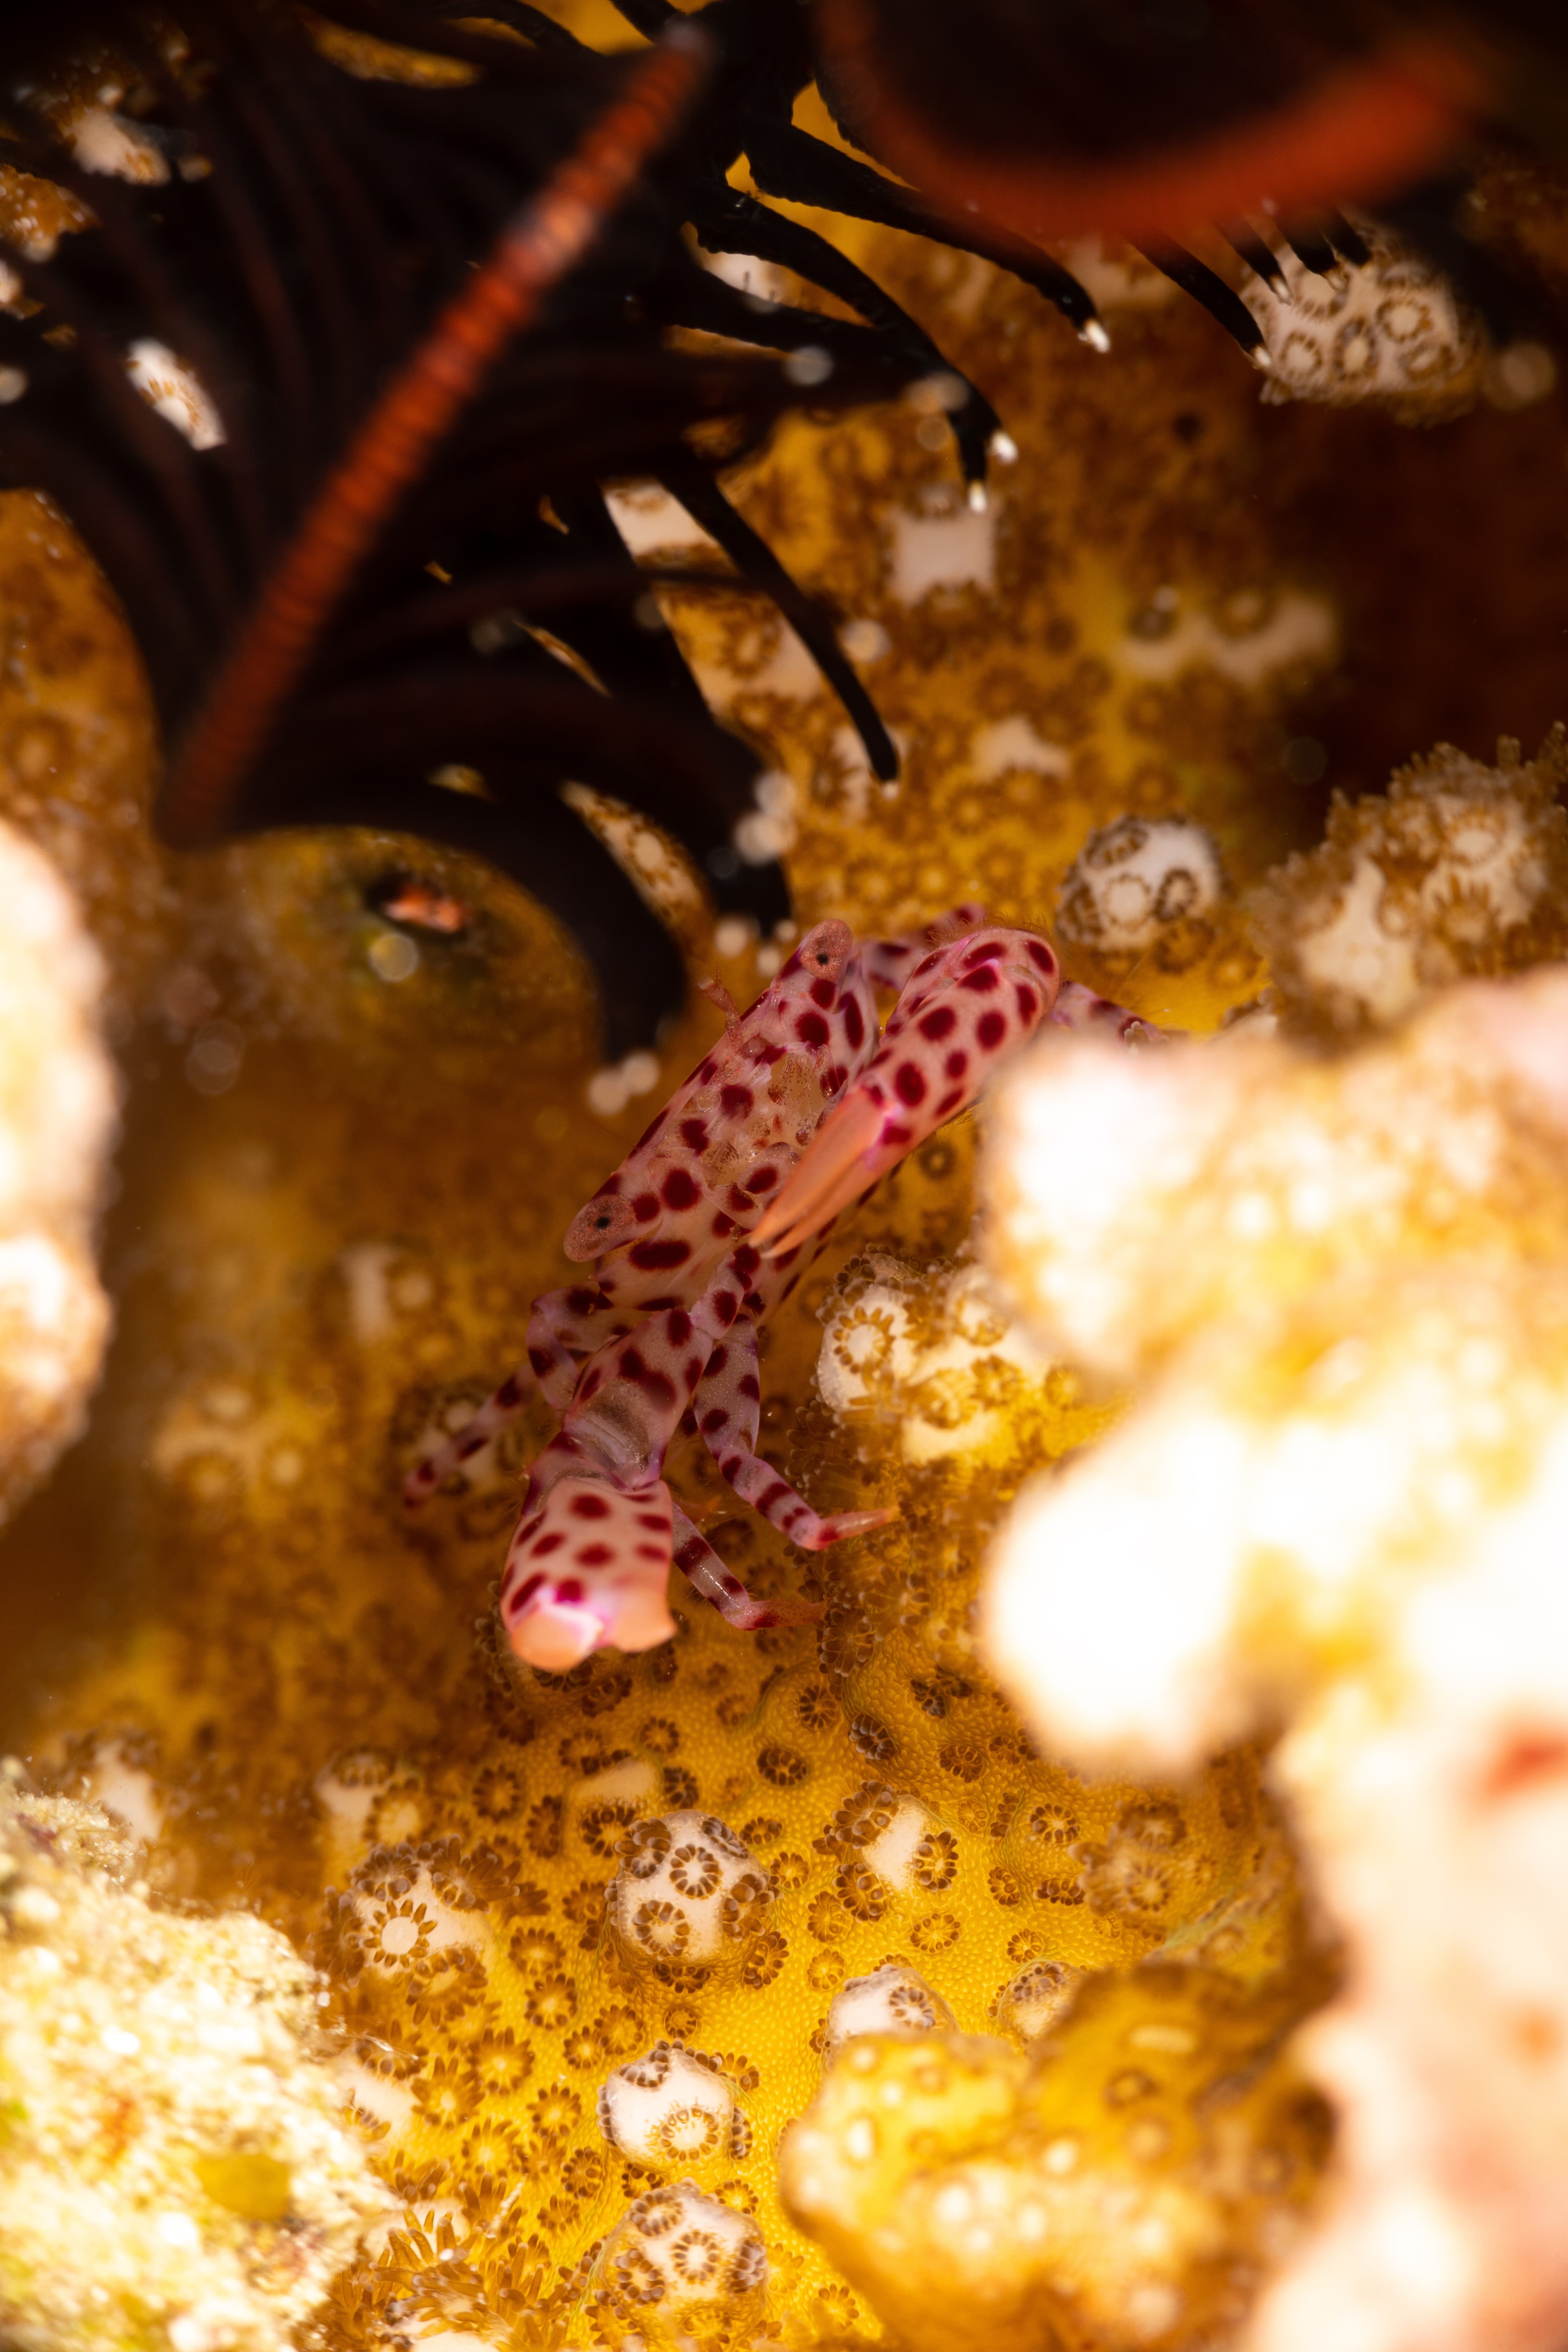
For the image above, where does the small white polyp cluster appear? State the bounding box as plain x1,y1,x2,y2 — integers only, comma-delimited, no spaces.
993,1958,1087,2045
597,2041,749,2168
606,1811,771,1973
816,1250,1049,1465
822,1964,955,2060
593,2180,767,2336
1250,734,1568,1037
0,821,116,1527
1245,216,1486,421
1055,815,1225,964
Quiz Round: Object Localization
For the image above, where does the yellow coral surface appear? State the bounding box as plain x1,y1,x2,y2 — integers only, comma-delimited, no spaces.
7,62,1568,2352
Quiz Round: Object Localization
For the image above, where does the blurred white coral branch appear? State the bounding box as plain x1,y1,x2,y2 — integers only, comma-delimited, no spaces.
0,818,117,1523
981,960,1568,2352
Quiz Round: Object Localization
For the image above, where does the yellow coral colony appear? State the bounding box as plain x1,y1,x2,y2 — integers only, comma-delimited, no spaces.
5,26,1568,2352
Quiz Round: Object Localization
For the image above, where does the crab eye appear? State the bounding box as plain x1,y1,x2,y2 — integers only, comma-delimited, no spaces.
595,1214,611,1229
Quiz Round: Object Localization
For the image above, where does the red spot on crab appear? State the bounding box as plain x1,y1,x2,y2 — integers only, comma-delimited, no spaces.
571,1492,611,1519
960,963,1000,993
810,977,837,1009
629,1238,692,1272
918,1005,957,1042
795,1010,830,1048
721,1084,753,1118
577,1543,613,1566
977,1009,1007,1051
662,1167,701,1210
843,998,865,1049
894,1061,927,1107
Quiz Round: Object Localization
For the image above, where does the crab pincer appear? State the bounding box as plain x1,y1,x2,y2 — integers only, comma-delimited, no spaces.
753,927,1061,1256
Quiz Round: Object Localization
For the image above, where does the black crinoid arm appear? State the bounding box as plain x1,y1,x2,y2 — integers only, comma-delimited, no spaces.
0,0,943,1058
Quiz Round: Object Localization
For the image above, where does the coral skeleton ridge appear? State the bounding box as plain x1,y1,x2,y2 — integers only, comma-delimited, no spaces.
0,1776,390,2352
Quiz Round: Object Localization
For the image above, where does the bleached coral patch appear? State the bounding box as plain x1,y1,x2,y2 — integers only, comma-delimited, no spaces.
589,2180,766,2345
822,1962,955,2059
597,2040,748,2169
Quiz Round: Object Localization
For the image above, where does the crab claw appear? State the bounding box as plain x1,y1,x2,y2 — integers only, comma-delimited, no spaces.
749,1085,886,1259
499,1474,677,1669
671,1504,826,1630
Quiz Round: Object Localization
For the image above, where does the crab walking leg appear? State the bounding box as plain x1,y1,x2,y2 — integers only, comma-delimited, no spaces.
403,1362,539,1510
402,1282,631,1508
694,1316,898,1549
1052,980,1167,1043
754,927,1062,1258
861,902,985,994
671,1501,825,1630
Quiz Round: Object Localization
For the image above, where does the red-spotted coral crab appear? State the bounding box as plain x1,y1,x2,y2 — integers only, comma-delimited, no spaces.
406,912,1147,1670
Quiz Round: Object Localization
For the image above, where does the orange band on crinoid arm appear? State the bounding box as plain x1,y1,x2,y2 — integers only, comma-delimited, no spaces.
161,23,710,846
815,0,1493,245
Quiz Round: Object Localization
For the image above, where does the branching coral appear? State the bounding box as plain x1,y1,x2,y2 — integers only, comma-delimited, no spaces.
0,1774,390,2352
0,817,115,1526
982,964,1568,2352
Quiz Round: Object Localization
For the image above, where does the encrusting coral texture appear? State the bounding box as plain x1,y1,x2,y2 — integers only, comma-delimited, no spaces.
0,1773,391,2352
9,32,1568,2352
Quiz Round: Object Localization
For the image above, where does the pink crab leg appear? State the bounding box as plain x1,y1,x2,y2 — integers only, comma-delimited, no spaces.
753,927,1062,1258
693,1317,898,1550
670,1502,825,1630
402,1282,634,1510
1052,980,1167,1043
403,1362,538,1510
861,903,985,994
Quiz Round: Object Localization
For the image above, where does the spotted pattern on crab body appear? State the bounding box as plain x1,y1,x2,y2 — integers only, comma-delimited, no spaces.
407,906,1116,1671
751,929,1064,1259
